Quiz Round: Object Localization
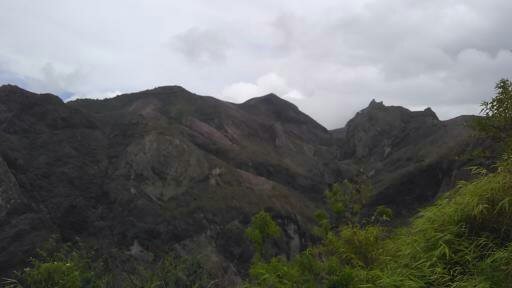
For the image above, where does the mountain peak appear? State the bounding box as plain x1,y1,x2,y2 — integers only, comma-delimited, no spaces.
240,93,301,116
147,85,189,93
260,93,280,99
0,84,31,95
361,99,439,121
368,99,385,109
0,84,62,106
342,100,443,159
242,93,296,108
239,93,328,132
422,107,438,120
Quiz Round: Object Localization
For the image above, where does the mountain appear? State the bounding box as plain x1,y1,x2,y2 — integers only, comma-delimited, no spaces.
335,100,490,217
0,85,486,283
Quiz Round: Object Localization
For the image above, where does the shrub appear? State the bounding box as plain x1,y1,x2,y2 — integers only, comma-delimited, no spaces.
24,262,82,288
474,78,512,143
245,211,283,261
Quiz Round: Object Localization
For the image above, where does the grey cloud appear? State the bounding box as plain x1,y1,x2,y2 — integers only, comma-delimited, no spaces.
259,1,512,128
38,63,85,94
170,27,231,63
0,0,511,129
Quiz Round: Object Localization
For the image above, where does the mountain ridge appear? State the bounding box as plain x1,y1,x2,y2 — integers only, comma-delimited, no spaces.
0,84,487,283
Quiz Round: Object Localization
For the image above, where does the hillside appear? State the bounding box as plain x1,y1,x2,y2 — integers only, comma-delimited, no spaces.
0,84,485,283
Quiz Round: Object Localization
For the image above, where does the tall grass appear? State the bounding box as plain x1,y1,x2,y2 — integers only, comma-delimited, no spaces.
368,159,512,287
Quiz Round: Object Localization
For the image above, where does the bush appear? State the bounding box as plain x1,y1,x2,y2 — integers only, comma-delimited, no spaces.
7,238,110,288
24,262,82,288
8,238,214,288
125,254,213,288
245,211,283,261
473,78,512,142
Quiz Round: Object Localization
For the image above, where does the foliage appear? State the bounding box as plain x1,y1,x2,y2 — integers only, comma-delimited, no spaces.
473,78,512,143
245,223,383,287
368,157,512,287
313,174,379,240
247,254,356,288
245,177,386,287
313,210,332,239
8,238,110,288
23,262,81,288
245,211,283,261
122,254,213,288
337,225,383,268
371,205,393,224
324,174,372,227
6,238,214,288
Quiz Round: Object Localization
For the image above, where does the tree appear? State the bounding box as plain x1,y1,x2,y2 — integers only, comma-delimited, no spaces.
245,211,282,261
474,78,512,143
324,174,372,227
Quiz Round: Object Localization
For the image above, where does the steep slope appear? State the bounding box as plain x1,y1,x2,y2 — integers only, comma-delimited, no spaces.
0,85,485,282
0,84,107,272
69,87,338,199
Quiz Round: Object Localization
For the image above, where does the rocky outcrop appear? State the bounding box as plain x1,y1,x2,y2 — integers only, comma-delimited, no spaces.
341,99,440,160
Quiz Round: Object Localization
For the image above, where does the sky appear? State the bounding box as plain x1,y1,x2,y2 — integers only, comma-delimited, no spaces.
1,0,511,129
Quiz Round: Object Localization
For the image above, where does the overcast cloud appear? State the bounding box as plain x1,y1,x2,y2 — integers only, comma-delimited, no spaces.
1,0,511,128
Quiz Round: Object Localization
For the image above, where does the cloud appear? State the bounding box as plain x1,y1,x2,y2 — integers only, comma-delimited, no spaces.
221,73,304,102
0,0,511,128
257,1,512,127
170,27,231,63
0,57,84,96
38,63,85,94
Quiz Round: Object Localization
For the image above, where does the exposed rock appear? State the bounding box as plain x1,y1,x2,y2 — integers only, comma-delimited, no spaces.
128,240,154,262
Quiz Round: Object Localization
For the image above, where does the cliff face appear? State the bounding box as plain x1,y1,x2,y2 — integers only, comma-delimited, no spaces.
0,85,483,279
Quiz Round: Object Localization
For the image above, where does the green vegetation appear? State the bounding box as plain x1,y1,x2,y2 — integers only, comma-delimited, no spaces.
313,175,374,240
122,255,212,288
2,238,213,288
325,174,371,226
474,78,512,143
2,239,109,288
245,211,283,261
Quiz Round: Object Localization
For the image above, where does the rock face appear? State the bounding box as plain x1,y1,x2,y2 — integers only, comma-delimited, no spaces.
0,85,484,279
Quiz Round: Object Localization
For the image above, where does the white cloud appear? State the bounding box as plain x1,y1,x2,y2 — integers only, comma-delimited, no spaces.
170,27,231,63
221,73,304,102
